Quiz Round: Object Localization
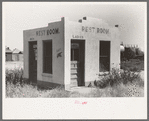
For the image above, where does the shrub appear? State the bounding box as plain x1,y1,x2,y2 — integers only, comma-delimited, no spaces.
6,68,24,85
94,68,141,88
129,66,139,72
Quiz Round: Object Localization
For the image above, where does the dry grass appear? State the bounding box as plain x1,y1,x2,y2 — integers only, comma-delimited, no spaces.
6,80,144,98
69,81,144,97
5,62,144,98
6,84,71,98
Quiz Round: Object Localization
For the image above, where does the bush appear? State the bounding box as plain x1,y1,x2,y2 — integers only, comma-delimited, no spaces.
6,68,24,85
94,68,141,88
121,61,144,71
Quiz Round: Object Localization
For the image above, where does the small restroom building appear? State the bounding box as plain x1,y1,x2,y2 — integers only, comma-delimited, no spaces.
23,17,120,90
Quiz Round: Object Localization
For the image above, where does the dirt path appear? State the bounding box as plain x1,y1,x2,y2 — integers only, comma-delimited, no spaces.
69,86,96,94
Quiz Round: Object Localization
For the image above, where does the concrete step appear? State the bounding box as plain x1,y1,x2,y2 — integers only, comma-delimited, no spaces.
71,64,78,68
70,80,78,87
71,69,77,74
70,87,97,94
71,61,78,63
71,77,77,80
71,67,78,70
71,74,78,79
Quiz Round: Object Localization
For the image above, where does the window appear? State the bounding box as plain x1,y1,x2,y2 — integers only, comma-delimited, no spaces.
99,41,110,72
43,40,52,74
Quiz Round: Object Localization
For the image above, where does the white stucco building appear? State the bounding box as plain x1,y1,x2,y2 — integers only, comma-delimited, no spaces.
23,17,120,90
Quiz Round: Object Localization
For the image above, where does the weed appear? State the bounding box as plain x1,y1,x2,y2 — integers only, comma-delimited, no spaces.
48,86,70,98
95,68,142,89
5,67,144,98
6,68,24,85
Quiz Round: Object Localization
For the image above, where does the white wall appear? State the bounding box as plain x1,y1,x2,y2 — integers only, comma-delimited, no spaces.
65,17,120,84
63,17,71,90
23,19,65,85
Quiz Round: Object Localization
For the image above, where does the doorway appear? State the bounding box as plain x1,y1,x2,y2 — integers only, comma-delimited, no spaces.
29,41,37,84
71,40,85,87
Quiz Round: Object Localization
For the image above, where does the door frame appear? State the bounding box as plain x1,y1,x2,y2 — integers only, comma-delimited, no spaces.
29,41,37,84
71,39,85,86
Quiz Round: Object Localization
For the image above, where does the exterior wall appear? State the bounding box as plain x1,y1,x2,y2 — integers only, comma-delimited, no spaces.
6,53,12,61
23,31,29,79
64,17,120,87
110,28,120,69
19,54,23,61
63,17,71,90
12,54,19,61
12,53,23,61
23,18,65,85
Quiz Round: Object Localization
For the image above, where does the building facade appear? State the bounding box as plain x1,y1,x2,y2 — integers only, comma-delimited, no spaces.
5,47,12,61
23,17,120,90
12,48,23,61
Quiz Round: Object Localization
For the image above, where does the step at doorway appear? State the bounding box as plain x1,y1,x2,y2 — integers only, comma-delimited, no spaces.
70,40,85,87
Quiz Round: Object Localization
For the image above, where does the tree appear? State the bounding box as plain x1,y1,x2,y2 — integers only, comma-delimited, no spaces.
124,47,135,61
136,48,144,56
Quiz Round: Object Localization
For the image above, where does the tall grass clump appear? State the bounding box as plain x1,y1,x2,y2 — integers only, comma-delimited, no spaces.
48,86,71,98
90,83,143,97
6,68,24,85
5,68,71,98
6,83,71,98
6,83,39,98
94,68,142,89
6,67,143,97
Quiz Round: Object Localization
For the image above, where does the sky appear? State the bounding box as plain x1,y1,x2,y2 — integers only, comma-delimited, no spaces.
3,2,146,51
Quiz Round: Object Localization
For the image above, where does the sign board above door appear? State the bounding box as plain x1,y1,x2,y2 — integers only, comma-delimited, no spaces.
71,43,79,49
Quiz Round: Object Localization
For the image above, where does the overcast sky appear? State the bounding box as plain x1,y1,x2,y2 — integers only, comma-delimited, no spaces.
3,2,146,51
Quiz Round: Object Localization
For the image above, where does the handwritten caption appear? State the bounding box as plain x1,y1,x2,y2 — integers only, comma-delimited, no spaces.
75,100,87,105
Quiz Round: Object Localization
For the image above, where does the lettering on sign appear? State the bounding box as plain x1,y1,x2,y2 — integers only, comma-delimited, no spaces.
82,26,109,34
82,26,96,32
97,28,109,34
71,43,79,49
36,28,59,36
72,35,84,39
30,38,34,40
